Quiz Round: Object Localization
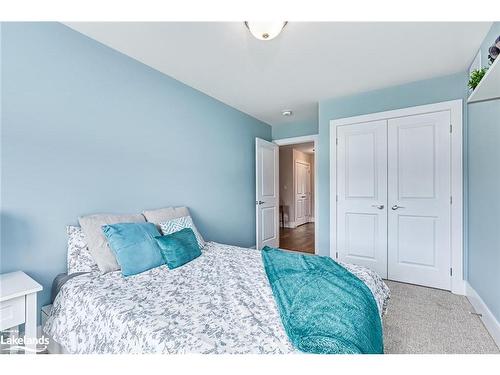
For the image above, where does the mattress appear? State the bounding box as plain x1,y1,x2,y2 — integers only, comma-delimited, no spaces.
44,242,390,354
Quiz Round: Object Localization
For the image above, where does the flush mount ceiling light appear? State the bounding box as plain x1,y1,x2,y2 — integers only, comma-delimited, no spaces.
244,22,287,41
281,110,293,116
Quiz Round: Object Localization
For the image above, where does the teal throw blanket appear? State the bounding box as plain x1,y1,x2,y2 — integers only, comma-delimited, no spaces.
262,247,383,354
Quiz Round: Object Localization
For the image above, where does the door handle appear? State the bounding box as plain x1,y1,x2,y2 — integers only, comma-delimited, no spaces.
371,204,384,210
391,205,405,210
256,200,265,205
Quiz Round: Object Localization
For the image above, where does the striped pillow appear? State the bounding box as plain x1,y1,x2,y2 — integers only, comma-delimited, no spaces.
159,216,205,249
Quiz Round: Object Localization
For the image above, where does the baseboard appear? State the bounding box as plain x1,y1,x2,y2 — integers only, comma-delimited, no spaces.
452,279,466,296
308,217,315,223
465,282,500,348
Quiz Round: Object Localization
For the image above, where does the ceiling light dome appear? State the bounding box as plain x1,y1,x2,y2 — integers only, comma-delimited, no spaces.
244,22,287,41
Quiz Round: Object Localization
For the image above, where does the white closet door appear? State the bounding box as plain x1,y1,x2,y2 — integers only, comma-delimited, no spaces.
387,111,451,289
336,120,388,278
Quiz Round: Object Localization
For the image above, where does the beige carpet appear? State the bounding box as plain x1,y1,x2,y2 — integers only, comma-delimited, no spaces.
383,280,499,354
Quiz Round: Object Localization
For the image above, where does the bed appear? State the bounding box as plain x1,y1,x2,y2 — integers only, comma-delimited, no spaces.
44,241,390,354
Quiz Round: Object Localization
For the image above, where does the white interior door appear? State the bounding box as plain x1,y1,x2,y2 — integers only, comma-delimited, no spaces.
336,120,388,278
387,111,451,289
295,160,310,227
256,138,279,250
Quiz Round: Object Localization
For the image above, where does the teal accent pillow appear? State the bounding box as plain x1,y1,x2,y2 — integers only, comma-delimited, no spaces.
154,228,201,269
102,222,164,277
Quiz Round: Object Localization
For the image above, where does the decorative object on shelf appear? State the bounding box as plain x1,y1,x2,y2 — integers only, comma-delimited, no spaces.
469,50,482,84
489,45,499,62
468,67,489,91
488,35,500,63
468,33,500,103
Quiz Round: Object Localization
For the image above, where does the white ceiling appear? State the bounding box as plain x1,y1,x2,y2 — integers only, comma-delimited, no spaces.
65,22,491,126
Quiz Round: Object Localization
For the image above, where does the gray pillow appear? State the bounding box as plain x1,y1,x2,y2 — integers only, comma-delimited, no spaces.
142,206,190,226
78,213,146,273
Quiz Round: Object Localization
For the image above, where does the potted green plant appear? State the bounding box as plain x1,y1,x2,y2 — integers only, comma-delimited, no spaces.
468,67,488,91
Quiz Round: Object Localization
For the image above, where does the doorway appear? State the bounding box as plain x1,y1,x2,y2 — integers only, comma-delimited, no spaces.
278,142,315,253
255,135,319,253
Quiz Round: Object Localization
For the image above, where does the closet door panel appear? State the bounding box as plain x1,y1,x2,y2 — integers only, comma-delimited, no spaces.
387,111,451,290
336,120,388,278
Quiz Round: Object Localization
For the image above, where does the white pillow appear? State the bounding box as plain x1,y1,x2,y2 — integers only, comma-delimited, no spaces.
78,213,146,273
143,206,190,226
66,226,99,274
159,216,205,249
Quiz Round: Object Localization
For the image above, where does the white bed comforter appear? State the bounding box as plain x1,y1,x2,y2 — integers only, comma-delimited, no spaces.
44,242,390,354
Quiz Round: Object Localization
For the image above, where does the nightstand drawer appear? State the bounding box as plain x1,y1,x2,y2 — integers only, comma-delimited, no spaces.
0,295,25,330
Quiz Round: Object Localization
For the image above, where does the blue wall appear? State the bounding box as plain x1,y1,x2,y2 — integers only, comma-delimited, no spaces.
0,23,271,318
272,119,318,139
467,101,500,321
467,22,500,321
274,72,469,257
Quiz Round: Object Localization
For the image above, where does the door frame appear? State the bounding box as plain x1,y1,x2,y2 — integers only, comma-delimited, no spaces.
274,135,319,255
329,99,464,294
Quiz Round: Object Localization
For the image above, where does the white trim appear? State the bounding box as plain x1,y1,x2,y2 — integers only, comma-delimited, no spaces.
449,100,464,295
274,135,318,146
274,135,319,255
466,282,500,348
330,99,464,294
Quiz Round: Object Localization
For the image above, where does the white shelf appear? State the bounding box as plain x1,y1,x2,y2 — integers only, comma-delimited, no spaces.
468,57,500,103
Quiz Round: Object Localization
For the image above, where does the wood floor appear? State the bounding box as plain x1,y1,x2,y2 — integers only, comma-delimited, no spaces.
279,223,315,254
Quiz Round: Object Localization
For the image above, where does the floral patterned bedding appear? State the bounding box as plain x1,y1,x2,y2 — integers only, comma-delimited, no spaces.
44,242,390,354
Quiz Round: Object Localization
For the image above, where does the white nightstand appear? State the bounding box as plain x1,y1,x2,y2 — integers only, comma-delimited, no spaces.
0,271,43,354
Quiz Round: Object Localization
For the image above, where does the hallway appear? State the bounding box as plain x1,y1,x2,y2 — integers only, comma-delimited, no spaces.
279,223,315,254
